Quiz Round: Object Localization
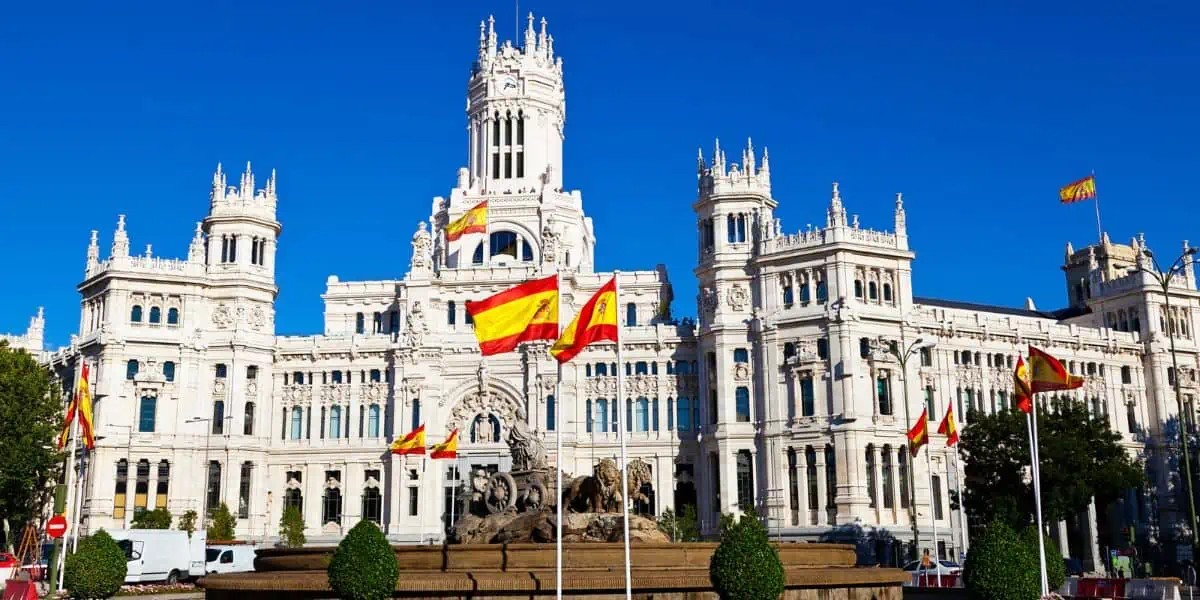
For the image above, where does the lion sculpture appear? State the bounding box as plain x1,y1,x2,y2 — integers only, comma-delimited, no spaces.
562,458,654,514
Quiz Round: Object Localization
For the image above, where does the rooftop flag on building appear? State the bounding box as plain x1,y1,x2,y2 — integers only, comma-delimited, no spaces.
1059,175,1097,204
937,405,959,447
464,275,559,356
551,277,618,364
390,424,426,455
444,201,488,241
1028,345,1084,393
430,429,458,460
1014,356,1034,414
907,408,929,457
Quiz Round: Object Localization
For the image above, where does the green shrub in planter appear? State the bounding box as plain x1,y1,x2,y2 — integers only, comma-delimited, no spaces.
963,521,1040,600
1022,525,1067,592
64,529,128,599
327,520,398,600
709,514,785,600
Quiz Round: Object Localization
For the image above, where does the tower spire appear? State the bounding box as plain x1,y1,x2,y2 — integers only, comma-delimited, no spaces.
86,229,100,270
188,222,205,263
111,215,129,258
826,182,847,228
524,12,535,51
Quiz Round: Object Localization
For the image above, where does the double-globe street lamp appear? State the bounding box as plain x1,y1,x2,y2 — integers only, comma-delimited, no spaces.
1139,245,1200,550
877,334,938,561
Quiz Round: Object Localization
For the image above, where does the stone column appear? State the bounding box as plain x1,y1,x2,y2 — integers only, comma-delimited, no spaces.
871,445,883,524
1057,520,1071,558
796,448,809,525
305,464,323,535
815,451,828,526
1085,498,1102,572
387,454,402,535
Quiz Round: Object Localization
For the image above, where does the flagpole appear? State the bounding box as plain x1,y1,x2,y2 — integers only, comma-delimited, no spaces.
613,270,633,600
1028,400,1049,597
951,448,969,556
555,274,565,600
925,445,940,588
58,360,83,592
1091,170,1103,244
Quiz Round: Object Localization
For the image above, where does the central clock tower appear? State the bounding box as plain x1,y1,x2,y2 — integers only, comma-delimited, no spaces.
465,13,566,195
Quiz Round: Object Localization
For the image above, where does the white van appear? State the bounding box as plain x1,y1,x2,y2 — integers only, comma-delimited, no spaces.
105,529,207,583
205,545,257,574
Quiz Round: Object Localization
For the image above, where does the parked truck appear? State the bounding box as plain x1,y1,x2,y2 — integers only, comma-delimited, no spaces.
104,529,206,583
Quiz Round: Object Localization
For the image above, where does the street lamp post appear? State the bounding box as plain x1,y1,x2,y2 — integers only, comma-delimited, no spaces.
186,416,230,522
1139,246,1200,550
879,334,938,562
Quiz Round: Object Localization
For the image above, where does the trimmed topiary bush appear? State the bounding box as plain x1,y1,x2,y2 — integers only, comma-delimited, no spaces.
64,529,128,599
1022,525,1067,592
709,513,785,600
279,505,307,548
328,520,399,600
963,521,1040,600
207,502,237,541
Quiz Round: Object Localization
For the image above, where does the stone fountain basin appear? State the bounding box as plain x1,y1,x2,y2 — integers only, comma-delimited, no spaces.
199,542,908,599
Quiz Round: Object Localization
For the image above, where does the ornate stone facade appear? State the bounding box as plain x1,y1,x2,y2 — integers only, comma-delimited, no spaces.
12,12,1196,572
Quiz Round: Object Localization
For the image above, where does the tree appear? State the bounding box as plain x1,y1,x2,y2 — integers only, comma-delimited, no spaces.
1021,525,1066,592
207,502,237,541
131,508,172,529
963,521,1040,600
960,401,1143,532
657,505,701,542
279,506,306,548
709,513,785,600
64,529,127,599
327,520,398,600
178,510,198,538
0,342,64,536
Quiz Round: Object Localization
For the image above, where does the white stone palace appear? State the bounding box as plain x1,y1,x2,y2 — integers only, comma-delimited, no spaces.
6,13,1199,571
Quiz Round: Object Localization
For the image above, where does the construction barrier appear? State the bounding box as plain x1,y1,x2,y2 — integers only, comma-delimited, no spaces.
908,572,963,588
1067,577,1181,600
1,580,36,600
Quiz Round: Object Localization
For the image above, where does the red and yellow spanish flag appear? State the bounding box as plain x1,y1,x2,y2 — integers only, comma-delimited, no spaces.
907,408,929,457
445,201,488,242
465,275,559,356
430,429,458,460
551,277,619,364
58,363,95,450
937,406,959,447
390,424,426,455
1028,345,1084,393
1014,356,1034,414
1059,175,1097,204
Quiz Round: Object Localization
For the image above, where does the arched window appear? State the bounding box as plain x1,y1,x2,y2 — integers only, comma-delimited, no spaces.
447,301,456,325
868,282,878,301
815,281,828,303
163,361,175,382
782,277,794,306
244,402,255,435
130,305,143,323
593,399,609,433
726,214,736,243
329,406,342,439
883,283,893,303
521,240,534,262
126,359,139,380
322,484,343,524
156,460,170,509
291,407,304,440
898,449,909,508
635,362,649,375
626,303,637,326
804,446,818,512
854,280,864,298
799,280,811,303
882,446,894,509
113,460,128,520
636,397,650,432
490,231,519,259
167,307,179,325
149,306,161,324
472,243,484,265
368,405,380,438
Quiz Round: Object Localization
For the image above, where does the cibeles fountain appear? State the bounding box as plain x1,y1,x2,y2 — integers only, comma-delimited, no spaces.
201,414,906,599
450,411,668,544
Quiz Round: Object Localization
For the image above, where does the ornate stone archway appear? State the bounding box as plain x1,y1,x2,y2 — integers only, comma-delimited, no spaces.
445,378,527,437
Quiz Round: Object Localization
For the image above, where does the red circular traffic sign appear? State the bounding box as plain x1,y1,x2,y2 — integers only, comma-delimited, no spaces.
46,515,68,539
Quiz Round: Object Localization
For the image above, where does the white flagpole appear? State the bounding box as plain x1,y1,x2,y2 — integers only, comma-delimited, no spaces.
1028,400,1049,597
613,271,633,600
925,445,940,588
951,448,969,556
555,274,565,600
58,360,84,591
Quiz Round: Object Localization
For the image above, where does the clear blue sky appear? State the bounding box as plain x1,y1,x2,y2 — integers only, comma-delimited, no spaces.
3,1,1198,348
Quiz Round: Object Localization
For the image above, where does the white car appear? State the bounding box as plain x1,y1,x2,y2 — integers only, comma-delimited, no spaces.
205,545,257,575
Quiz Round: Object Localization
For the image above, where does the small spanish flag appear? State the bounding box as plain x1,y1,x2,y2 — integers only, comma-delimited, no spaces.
59,363,96,450
1028,345,1084,393
430,429,458,460
445,201,488,242
1014,356,1034,414
1059,175,1096,204
390,424,426,455
551,277,619,364
937,406,959,447
465,275,559,356
907,408,929,457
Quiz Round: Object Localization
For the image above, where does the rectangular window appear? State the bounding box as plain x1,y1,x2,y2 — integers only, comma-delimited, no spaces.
546,395,556,431
212,401,225,435
925,387,935,419
138,396,156,433
516,151,524,178
877,377,892,415
163,361,175,382
412,400,421,432
677,398,690,432
801,377,815,417
238,462,252,519
155,461,170,509
898,453,909,509
408,487,419,516
735,451,754,510
370,369,381,383
113,460,128,520
1122,366,1133,384
504,153,512,178
492,153,500,179
206,461,222,515
920,347,932,367
134,460,149,514
735,386,751,422
932,474,944,520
